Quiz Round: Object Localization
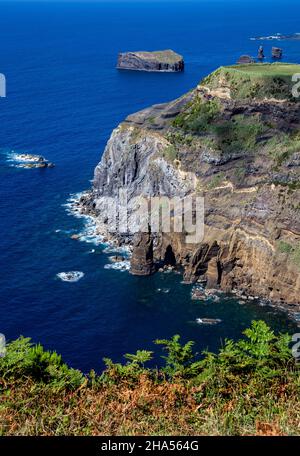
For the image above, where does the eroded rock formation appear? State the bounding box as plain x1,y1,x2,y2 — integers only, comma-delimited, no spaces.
79,63,300,310
237,55,254,64
258,46,265,59
130,227,155,276
272,47,283,59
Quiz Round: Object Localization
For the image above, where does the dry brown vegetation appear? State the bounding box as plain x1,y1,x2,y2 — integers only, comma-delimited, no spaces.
1,322,300,436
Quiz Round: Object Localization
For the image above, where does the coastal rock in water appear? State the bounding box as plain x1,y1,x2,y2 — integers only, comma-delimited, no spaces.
57,271,84,282
272,47,283,59
130,229,155,276
12,153,44,162
196,318,222,325
9,152,55,169
117,50,184,72
110,255,126,263
237,55,254,64
258,46,265,59
20,161,55,169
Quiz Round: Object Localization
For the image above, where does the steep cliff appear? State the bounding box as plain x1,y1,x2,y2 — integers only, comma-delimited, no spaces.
79,63,300,310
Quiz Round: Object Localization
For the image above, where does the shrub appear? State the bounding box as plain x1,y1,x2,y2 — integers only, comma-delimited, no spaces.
155,335,201,379
100,350,153,385
277,240,300,270
267,133,300,166
207,173,225,189
172,98,220,133
211,115,265,154
163,144,178,162
277,241,294,254
0,336,84,389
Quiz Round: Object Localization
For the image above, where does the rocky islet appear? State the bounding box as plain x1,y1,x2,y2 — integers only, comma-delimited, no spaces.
117,50,184,72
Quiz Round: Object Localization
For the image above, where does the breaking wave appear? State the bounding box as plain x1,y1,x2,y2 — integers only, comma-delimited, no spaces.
56,271,85,282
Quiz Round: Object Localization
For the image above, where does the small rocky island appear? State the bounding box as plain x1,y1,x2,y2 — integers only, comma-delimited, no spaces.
9,152,55,169
117,50,184,72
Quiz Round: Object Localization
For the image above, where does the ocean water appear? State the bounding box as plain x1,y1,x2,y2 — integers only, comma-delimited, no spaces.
0,0,299,372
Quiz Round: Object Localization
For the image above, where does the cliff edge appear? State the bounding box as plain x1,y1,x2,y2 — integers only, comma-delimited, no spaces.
79,63,300,311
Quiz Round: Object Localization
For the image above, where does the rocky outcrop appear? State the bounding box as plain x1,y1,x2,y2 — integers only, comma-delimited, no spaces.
79,63,300,310
237,55,254,64
272,47,283,59
117,50,184,72
9,153,55,169
130,228,155,276
258,46,264,60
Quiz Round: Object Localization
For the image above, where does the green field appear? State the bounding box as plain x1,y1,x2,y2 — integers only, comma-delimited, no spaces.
227,63,300,76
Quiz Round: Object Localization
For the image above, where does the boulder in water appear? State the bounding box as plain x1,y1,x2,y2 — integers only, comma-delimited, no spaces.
237,55,254,64
272,47,283,59
258,46,265,59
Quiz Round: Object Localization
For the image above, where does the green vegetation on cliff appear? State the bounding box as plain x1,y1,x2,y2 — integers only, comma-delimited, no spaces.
167,64,300,169
171,97,267,156
267,132,300,167
172,98,221,132
1,321,299,436
201,63,300,101
277,240,300,269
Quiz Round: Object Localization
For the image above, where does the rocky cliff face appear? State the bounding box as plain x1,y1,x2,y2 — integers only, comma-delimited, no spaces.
117,50,184,72
79,63,300,311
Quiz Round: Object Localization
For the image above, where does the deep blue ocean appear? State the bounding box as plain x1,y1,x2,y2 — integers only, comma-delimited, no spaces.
0,0,299,372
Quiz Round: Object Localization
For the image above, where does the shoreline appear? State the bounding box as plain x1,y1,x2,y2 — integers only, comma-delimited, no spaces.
67,192,300,328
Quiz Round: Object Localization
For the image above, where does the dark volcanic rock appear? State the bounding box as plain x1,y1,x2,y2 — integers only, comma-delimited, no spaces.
272,47,283,59
130,228,156,276
117,50,184,72
237,55,255,64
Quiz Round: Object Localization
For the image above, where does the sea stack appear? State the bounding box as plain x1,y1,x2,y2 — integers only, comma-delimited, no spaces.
117,50,184,72
258,46,265,60
272,47,283,59
130,228,155,276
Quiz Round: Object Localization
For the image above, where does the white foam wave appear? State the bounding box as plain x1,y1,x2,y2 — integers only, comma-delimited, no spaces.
104,261,130,271
103,245,131,255
7,152,44,163
196,318,222,325
56,271,85,282
64,193,105,244
65,192,131,273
